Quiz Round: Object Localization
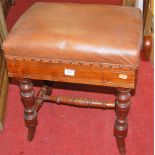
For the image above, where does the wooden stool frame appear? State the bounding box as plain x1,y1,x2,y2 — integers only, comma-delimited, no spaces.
3,2,143,155
9,57,136,155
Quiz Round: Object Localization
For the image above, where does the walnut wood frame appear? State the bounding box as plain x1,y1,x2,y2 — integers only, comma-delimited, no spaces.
6,57,136,89
4,2,138,151
17,77,132,155
1,1,146,153
7,55,137,155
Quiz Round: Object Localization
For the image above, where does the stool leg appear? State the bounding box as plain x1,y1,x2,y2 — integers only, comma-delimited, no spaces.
19,79,37,141
43,80,53,96
114,88,131,155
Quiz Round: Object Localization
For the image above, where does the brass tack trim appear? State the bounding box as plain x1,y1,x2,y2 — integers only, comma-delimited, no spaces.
119,65,122,69
69,60,72,64
49,59,52,62
5,55,137,70
109,65,112,68
13,57,16,61
59,60,62,64
90,62,93,66
79,61,83,65
129,66,133,69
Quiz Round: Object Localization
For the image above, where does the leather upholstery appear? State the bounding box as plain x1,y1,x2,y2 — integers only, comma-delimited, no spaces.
3,2,142,69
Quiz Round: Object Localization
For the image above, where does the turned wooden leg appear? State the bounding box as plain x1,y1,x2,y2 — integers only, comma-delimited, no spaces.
43,81,53,96
19,79,37,141
114,88,131,155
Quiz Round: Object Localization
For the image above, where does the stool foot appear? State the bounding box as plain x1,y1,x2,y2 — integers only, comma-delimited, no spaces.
114,88,131,155
116,137,126,155
19,79,37,141
27,127,36,141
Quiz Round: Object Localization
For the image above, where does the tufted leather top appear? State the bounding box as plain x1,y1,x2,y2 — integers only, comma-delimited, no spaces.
3,2,142,69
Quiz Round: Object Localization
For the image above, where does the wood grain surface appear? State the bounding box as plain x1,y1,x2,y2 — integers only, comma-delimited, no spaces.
0,1,8,131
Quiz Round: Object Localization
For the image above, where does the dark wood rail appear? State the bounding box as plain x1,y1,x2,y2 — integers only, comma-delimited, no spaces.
44,95,115,109
33,85,115,112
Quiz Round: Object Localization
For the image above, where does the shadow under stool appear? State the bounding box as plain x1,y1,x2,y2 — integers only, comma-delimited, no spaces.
3,2,142,155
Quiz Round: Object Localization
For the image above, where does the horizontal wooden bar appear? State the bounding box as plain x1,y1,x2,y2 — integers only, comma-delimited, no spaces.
35,85,49,112
44,95,115,109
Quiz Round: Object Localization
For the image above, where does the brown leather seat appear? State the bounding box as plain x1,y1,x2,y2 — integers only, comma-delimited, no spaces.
3,2,142,69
